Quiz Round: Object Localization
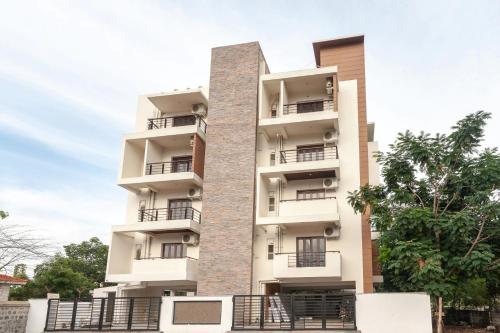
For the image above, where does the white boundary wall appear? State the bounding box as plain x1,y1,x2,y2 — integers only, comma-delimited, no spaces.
356,293,432,333
159,296,233,333
26,299,48,333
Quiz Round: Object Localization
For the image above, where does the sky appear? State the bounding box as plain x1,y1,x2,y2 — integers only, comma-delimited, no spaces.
0,0,499,264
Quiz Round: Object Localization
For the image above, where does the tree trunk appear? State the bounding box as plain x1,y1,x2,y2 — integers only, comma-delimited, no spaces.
437,296,444,333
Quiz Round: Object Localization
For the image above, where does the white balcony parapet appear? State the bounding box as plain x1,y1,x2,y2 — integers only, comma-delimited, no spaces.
107,257,198,283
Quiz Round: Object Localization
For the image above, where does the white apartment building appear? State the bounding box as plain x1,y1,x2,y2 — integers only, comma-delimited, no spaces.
105,35,380,300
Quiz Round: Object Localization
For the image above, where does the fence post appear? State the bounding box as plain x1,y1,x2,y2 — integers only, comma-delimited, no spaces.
44,299,52,331
70,299,78,330
290,295,295,330
260,295,264,329
98,299,106,330
127,298,135,330
322,295,326,329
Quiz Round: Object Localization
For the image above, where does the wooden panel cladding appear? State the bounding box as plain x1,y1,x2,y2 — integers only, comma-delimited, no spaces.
192,133,206,179
173,301,222,324
316,36,374,293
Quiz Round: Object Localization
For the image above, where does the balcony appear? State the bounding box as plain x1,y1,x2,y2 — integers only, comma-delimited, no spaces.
257,196,340,226
273,251,341,282
138,207,201,224
259,146,340,180
282,99,334,115
147,116,207,134
107,256,198,283
145,158,193,175
259,66,338,137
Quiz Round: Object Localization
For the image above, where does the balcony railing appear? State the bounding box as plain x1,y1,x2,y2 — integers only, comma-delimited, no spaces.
138,207,201,223
278,251,341,268
282,99,334,115
147,116,207,133
145,159,192,175
280,146,338,164
45,297,161,331
232,293,355,330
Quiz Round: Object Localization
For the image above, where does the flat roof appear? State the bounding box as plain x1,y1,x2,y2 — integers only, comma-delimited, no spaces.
312,34,365,66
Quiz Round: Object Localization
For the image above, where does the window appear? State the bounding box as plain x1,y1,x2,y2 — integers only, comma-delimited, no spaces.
296,237,326,267
297,189,326,200
270,152,276,166
267,241,275,260
135,244,142,260
172,156,192,173
173,115,196,127
162,243,186,258
296,144,324,162
268,192,275,212
168,199,192,220
296,100,324,113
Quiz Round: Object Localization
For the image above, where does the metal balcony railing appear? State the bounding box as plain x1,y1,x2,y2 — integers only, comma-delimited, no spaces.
276,251,339,268
147,116,207,133
45,297,161,331
138,207,201,223
279,146,338,164
232,293,356,331
282,99,334,115
145,159,192,175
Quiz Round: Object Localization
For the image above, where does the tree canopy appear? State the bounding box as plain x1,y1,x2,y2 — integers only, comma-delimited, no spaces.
10,237,110,300
348,111,499,329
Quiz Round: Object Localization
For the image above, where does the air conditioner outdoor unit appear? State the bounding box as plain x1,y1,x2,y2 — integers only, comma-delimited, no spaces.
324,225,340,239
187,187,202,200
191,103,207,117
182,234,199,246
323,130,338,144
323,178,338,189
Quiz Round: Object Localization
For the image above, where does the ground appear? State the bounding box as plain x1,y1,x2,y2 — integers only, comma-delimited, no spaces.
442,326,492,333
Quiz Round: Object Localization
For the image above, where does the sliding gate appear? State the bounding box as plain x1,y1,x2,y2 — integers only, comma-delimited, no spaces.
44,297,161,331
232,294,356,330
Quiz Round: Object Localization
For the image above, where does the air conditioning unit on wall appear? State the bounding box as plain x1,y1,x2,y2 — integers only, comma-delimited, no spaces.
191,103,207,117
324,225,340,239
323,178,338,189
182,234,199,246
323,130,338,144
187,187,202,200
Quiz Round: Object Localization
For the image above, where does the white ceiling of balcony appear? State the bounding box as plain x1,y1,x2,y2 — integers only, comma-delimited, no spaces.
147,90,207,113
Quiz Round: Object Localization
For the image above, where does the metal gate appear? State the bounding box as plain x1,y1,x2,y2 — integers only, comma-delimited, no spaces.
232,293,356,330
44,297,161,331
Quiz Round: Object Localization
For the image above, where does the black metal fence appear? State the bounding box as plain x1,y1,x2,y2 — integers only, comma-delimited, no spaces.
147,116,207,133
280,146,338,164
44,297,161,331
283,99,334,115
232,294,356,331
444,308,491,328
145,159,192,175
138,207,201,223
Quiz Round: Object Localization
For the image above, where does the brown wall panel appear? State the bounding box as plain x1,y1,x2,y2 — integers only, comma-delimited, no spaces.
318,39,374,293
192,134,206,179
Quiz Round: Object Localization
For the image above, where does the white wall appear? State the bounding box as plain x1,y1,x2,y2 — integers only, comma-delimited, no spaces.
159,296,233,333
356,293,432,333
25,299,48,333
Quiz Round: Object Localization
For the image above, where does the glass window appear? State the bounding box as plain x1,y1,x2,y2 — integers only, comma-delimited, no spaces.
162,243,186,258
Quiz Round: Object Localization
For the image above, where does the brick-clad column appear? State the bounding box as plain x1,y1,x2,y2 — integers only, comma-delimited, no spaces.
197,42,265,296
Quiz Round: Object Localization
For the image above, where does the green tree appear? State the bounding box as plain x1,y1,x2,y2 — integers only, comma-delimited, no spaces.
10,237,110,300
348,111,500,332
13,263,28,279
63,237,108,285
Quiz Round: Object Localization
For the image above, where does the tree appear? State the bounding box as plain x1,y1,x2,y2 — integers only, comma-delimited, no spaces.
0,211,51,273
348,111,500,333
9,237,110,300
13,263,28,279
63,237,109,285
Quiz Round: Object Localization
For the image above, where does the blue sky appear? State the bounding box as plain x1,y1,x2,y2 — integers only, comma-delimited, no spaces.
0,0,499,260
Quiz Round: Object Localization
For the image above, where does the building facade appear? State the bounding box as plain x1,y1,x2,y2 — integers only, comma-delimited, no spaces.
105,35,380,298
